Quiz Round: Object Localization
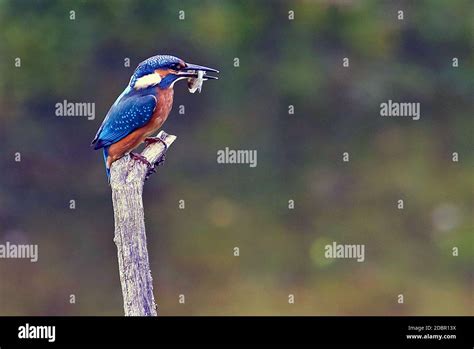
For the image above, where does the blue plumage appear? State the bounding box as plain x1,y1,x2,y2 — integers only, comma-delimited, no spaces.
92,93,157,150
91,89,157,179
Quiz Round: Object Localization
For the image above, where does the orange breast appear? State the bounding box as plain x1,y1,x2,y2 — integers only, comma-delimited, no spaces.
148,87,174,132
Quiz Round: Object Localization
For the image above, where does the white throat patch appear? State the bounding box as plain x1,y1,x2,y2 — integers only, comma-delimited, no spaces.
134,73,162,90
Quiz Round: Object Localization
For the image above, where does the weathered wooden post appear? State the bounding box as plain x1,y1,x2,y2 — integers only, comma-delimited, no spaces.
109,130,176,316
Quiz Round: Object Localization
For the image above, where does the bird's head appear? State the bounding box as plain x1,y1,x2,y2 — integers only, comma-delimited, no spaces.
130,55,218,91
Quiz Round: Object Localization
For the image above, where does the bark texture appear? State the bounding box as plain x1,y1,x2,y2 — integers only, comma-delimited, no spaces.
109,130,177,316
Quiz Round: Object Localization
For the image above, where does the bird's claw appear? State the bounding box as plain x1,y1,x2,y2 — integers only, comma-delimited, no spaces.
130,152,151,167
130,152,155,181
135,137,168,181
145,136,168,152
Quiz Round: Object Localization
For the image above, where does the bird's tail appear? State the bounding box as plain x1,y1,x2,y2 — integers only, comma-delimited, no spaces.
102,146,111,182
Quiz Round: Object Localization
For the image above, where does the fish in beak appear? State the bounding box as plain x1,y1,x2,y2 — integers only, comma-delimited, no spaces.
177,62,219,93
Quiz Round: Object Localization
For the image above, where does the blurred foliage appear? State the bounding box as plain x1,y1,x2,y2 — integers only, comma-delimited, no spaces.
0,0,472,315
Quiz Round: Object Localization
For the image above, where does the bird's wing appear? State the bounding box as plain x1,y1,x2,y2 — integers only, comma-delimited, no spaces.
91,93,157,150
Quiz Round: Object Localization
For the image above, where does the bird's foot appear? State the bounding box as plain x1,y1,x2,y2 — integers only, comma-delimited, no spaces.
145,136,168,152
130,152,157,180
143,137,167,180
135,137,168,181
130,152,151,167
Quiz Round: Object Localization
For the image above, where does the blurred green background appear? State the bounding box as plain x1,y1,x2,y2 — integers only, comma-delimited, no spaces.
0,0,472,315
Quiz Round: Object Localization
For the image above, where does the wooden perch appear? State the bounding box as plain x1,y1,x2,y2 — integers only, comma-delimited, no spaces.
109,130,177,316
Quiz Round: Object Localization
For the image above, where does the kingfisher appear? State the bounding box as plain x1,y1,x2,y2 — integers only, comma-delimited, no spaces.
91,54,218,179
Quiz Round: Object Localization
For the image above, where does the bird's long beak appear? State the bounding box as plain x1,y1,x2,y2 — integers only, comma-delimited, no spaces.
178,62,219,80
